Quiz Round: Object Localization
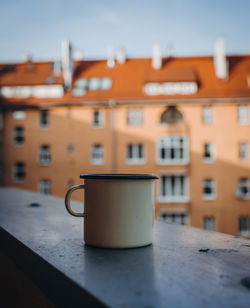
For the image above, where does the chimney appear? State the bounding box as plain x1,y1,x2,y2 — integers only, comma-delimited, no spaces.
24,52,32,62
117,47,126,64
107,47,115,68
53,61,61,77
167,45,174,57
214,37,228,79
152,42,162,69
61,39,74,89
73,50,83,61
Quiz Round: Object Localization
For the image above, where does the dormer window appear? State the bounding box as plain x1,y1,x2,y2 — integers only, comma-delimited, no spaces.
144,82,197,96
72,77,112,96
89,78,100,90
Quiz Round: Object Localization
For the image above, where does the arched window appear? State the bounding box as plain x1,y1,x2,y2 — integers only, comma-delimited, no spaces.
160,106,183,124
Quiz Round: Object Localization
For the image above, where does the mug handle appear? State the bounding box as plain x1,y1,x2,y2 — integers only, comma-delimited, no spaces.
65,184,86,217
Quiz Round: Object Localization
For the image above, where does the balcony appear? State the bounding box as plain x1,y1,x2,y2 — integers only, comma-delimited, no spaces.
1,187,250,307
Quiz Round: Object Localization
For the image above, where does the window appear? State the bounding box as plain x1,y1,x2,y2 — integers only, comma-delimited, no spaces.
92,110,104,127
67,144,74,155
204,217,215,231
13,111,26,120
160,106,183,124
203,143,214,162
100,77,112,90
236,178,250,199
39,180,51,194
127,109,143,125
89,78,100,90
202,106,213,124
39,145,51,165
13,126,24,145
40,110,49,127
91,144,104,165
239,216,250,236
203,179,216,200
160,212,188,225
127,144,145,164
157,136,189,164
159,174,189,203
238,105,248,125
13,162,26,182
67,179,74,188
75,78,88,89
239,143,249,160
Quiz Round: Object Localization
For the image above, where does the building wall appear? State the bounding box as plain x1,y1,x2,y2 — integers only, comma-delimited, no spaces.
2,102,250,236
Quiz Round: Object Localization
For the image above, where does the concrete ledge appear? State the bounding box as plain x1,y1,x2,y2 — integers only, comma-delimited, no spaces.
1,187,250,307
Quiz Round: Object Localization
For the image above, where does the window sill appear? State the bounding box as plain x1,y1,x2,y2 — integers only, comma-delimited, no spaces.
92,124,104,129
239,231,250,236
126,159,145,165
202,195,216,201
202,158,215,164
91,161,104,165
157,160,189,165
39,163,51,166
236,195,250,200
158,196,190,203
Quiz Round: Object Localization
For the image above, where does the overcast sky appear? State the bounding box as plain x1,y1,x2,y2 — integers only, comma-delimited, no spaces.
0,0,250,62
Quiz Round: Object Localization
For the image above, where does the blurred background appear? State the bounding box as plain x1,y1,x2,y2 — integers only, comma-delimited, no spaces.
1,0,250,61
0,0,250,237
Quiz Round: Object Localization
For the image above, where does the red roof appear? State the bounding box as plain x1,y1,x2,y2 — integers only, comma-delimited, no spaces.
1,55,250,106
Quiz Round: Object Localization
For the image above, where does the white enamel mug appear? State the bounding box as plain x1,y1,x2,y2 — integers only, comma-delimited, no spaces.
65,174,158,248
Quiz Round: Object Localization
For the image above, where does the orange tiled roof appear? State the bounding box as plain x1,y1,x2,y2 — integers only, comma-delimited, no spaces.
1,55,250,106
0,61,63,86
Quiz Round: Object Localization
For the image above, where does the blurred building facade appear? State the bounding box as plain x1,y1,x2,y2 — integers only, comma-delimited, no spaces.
0,39,250,237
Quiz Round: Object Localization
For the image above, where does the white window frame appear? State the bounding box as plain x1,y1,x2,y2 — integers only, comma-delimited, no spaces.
13,126,25,146
67,144,74,155
204,216,215,231
13,162,26,182
157,136,189,165
202,106,213,125
91,144,104,165
39,109,49,128
239,142,249,160
202,179,216,200
236,178,250,199
92,110,105,128
159,210,189,225
238,105,248,125
203,143,215,163
239,216,250,236
127,109,143,126
126,144,145,164
39,145,51,166
39,179,51,195
158,173,189,203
